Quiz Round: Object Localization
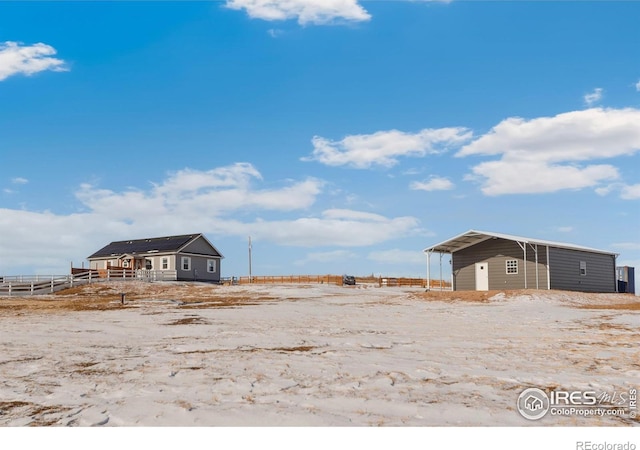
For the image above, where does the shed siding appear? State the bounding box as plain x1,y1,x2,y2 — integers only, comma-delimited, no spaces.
548,247,616,293
452,238,549,291
182,236,221,257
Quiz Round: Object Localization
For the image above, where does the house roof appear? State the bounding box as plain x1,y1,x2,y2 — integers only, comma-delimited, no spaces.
423,229,618,256
88,233,223,259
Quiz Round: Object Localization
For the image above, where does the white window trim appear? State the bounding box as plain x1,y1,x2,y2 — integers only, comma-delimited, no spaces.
580,261,587,276
207,259,217,273
181,256,191,271
162,257,168,270
506,259,518,275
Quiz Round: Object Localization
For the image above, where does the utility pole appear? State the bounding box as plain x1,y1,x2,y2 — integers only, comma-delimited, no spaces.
248,236,252,283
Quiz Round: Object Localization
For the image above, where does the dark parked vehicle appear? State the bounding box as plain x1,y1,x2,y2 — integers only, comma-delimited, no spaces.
342,275,356,286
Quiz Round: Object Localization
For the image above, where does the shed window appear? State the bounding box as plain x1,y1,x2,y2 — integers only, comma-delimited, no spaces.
145,259,152,270
506,259,518,274
162,258,168,270
181,257,191,271
580,261,587,276
207,259,216,273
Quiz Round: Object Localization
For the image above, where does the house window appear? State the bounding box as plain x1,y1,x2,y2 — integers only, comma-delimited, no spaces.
580,261,587,276
207,259,216,273
162,258,168,270
506,259,518,274
145,259,152,270
181,257,191,271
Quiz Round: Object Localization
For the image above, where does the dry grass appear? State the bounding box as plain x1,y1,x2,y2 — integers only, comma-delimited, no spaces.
174,345,318,355
578,303,640,311
0,401,31,411
166,316,209,326
409,289,510,303
0,282,277,314
1,282,637,314
412,289,640,308
0,401,70,426
597,322,635,332
270,345,316,353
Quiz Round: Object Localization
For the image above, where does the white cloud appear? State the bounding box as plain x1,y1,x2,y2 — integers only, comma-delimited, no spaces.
240,211,421,247
368,249,426,265
0,41,67,81
303,128,472,169
612,242,640,251
457,108,640,195
636,80,640,92
584,87,603,106
410,176,454,192
295,249,357,266
464,160,619,196
402,167,423,176
77,163,324,218
595,182,640,200
620,183,640,200
11,177,28,185
225,0,370,25
554,226,574,233
267,28,284,38
321,209,387,222
0,163,422,273
595,183,617,197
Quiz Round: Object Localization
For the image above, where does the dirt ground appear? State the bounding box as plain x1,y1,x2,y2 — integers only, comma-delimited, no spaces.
0,281,638,427
1,281,637,314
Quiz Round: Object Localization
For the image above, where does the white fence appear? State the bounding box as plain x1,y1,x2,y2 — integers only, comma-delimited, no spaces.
0,270,179,297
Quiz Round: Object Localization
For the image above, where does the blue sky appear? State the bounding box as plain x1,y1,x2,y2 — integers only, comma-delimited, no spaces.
1,0,639,282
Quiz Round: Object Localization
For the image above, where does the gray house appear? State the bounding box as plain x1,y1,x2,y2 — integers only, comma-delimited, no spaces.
424,230,618,293
88,233,223,282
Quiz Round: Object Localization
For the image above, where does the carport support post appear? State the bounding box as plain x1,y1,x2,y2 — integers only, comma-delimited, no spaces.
248,236,252,284
546,246,551,290
516,241,528,289
439,252,443,290
534,244,539,290
524,243,527,289
614,254,619,293
426,250,432,290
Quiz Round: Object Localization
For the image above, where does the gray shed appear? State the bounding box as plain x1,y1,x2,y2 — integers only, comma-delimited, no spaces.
424,230,618,293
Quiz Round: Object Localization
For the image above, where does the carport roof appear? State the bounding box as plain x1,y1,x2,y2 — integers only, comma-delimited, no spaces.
423,230,617,256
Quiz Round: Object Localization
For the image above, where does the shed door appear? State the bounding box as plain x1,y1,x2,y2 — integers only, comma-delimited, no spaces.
475,262,489,291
